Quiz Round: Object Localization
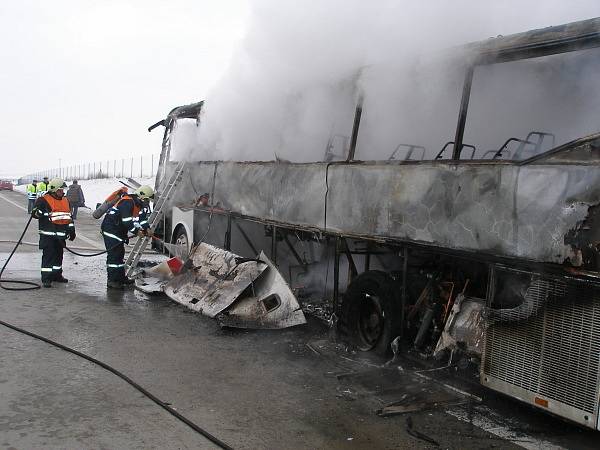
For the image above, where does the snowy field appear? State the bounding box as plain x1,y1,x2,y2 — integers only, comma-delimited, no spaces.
16,177,155,209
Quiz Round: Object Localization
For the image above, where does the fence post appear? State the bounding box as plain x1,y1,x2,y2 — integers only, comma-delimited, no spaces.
113,160,116,178
121,159,124,178
151,154,154,175
140,155,143,178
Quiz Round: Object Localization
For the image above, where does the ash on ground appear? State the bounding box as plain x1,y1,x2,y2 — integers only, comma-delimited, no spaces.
300,299,333,323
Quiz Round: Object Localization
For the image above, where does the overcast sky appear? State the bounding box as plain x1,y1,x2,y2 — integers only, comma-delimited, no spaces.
0,0,248,178
1,1,599,178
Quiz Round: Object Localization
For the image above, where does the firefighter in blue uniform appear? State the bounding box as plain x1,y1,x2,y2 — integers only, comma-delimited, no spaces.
101,185,154,289
32,178,76,288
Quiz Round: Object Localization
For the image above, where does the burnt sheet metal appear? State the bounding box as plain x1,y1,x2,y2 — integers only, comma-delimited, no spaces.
135,275,167,295
171,134,600,266
164,243,268,317
434,294,485,357
161,244,306,329
217,252,307,329
325,161,600,266
134,256,182,294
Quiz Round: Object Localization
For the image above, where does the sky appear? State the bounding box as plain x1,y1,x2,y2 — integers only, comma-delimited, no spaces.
1,1,600,178
0,0,249,178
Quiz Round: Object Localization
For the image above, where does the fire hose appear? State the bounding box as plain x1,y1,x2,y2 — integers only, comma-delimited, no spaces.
0,214,160,291
0,217,234,450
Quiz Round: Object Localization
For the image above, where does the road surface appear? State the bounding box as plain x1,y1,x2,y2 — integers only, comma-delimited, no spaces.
0,189,597,449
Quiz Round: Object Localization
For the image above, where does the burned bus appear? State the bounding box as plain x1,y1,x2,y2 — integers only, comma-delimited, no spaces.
149,18,600,429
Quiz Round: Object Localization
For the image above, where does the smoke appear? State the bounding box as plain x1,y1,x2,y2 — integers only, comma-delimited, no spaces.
173,1,600,162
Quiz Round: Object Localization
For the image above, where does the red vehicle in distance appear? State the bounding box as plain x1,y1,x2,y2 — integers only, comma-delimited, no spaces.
0,180,14,191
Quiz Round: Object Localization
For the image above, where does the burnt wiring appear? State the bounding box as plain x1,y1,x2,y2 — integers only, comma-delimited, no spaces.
185,162,219,267
323,162,333,230
322,163,334,304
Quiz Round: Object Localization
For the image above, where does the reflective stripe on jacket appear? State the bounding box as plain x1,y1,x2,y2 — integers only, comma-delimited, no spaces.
42,194,73,225
111,195,141,233
26,184,37,199
101,194,148,238
36,182,48,197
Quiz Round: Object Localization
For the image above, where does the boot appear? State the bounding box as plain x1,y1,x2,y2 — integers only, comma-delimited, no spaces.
54,276,69,283
122,277,136,285
43,281,52,288
107,280,125,290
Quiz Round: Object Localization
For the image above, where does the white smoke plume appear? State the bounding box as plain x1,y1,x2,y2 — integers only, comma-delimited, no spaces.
172,0,600,162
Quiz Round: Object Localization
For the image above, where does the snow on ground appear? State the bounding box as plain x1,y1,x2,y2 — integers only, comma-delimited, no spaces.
16,177,155,209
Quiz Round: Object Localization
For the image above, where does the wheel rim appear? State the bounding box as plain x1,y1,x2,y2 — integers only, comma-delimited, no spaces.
356,293,384,350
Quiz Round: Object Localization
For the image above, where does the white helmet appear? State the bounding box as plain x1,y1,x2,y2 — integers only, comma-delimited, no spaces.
48,178,67,192
135,185,155,201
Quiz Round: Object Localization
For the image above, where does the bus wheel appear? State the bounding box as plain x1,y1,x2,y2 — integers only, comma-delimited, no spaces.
338,270,401,356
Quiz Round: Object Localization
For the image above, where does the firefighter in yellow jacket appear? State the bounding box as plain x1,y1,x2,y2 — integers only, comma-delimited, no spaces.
26,179,38,213
32,178,76,288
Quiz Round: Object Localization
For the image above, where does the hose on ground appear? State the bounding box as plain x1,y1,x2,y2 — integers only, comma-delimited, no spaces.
0,215,40,291
0,319,233,450
64,234,164,257
1,213,161,290
1,218,230,447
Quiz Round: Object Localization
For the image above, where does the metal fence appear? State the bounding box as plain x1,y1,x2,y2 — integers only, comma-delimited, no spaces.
22,154,161,183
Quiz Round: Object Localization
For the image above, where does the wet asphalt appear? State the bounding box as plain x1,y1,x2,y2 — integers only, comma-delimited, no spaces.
0,189,597,449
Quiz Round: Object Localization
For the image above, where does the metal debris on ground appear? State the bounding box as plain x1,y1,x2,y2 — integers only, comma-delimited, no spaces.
136,243,306,329
300,300,333,323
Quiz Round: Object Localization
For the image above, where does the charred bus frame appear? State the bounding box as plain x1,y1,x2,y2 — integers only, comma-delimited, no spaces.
152,18,600,429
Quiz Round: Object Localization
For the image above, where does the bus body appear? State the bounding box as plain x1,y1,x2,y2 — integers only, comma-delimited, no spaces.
152,18,600,429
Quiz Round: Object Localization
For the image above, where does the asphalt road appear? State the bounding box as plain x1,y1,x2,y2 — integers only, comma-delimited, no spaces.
0,188,597,449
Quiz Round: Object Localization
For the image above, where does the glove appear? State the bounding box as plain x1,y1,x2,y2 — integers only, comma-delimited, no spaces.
69,232,76,241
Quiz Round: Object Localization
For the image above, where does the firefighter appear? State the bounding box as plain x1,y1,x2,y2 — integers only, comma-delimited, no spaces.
32,178,76,288
100,185,154,289
36,176,49,197
26,179,38,213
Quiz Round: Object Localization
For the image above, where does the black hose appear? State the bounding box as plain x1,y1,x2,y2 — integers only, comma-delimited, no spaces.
0,319,233,450
0,215,40,291
65,233,156,257
0,213,230,445
0,213,142,290
64,244,113,257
